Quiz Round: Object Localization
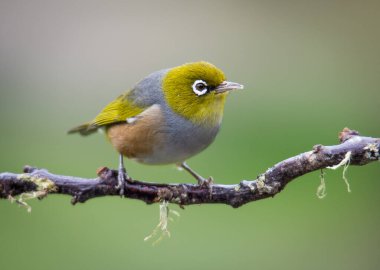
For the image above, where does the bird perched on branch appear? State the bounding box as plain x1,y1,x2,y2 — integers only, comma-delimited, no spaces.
68,61,243,195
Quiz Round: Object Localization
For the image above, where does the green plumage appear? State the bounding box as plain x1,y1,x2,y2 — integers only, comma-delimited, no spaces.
68,91,145,136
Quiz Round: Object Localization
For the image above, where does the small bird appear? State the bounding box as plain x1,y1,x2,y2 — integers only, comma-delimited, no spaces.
68,61,243,195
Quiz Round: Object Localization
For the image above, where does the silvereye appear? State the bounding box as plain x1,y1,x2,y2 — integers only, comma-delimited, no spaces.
69,61,243,195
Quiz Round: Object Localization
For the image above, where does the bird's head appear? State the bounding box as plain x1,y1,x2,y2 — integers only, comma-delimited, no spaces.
162,61,243,125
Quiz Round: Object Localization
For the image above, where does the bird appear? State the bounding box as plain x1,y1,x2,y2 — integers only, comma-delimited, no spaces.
68,61,243,195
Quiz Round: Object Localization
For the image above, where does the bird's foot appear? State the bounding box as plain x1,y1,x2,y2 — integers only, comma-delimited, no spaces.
116,168,131,197
198,176,214,187
177,162,214,197
197,176,214,198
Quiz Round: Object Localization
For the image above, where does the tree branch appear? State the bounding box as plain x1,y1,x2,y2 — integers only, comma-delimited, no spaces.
0,128,379,208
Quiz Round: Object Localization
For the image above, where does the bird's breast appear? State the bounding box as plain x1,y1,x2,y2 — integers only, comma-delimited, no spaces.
106,104,165,160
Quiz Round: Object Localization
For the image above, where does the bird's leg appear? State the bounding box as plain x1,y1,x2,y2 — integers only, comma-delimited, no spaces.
116,154,130,196
178,162,214,187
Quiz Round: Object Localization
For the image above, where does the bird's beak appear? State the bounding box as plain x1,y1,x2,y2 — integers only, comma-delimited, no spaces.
214,81,244,94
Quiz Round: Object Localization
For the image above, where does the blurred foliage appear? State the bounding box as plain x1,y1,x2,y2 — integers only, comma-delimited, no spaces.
0,1,379,270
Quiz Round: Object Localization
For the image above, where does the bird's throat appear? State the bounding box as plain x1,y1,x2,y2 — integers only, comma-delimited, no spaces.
175,93,227,126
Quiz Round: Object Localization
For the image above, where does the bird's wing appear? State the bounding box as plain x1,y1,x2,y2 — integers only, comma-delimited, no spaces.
91,92,146,127
68,91,147,136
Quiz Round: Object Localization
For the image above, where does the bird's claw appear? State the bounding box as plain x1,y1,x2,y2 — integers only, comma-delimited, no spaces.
116,168,128,196
198,176,214,187
198,176,214,198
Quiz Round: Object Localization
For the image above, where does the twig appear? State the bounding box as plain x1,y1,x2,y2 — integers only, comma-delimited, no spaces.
0,128,379,208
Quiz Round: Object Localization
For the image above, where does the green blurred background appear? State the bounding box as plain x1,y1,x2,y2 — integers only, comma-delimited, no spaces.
0,0,379,269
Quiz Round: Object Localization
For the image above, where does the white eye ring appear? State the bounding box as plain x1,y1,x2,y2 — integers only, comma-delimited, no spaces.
192,80,208,96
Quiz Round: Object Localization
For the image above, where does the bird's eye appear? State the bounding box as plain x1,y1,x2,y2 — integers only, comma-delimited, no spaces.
192,80,208,96
196,83,206,90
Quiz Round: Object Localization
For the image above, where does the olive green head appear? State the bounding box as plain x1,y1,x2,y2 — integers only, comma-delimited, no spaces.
162,61,243,125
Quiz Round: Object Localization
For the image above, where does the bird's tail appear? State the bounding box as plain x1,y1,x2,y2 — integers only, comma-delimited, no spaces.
67,122,98,136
